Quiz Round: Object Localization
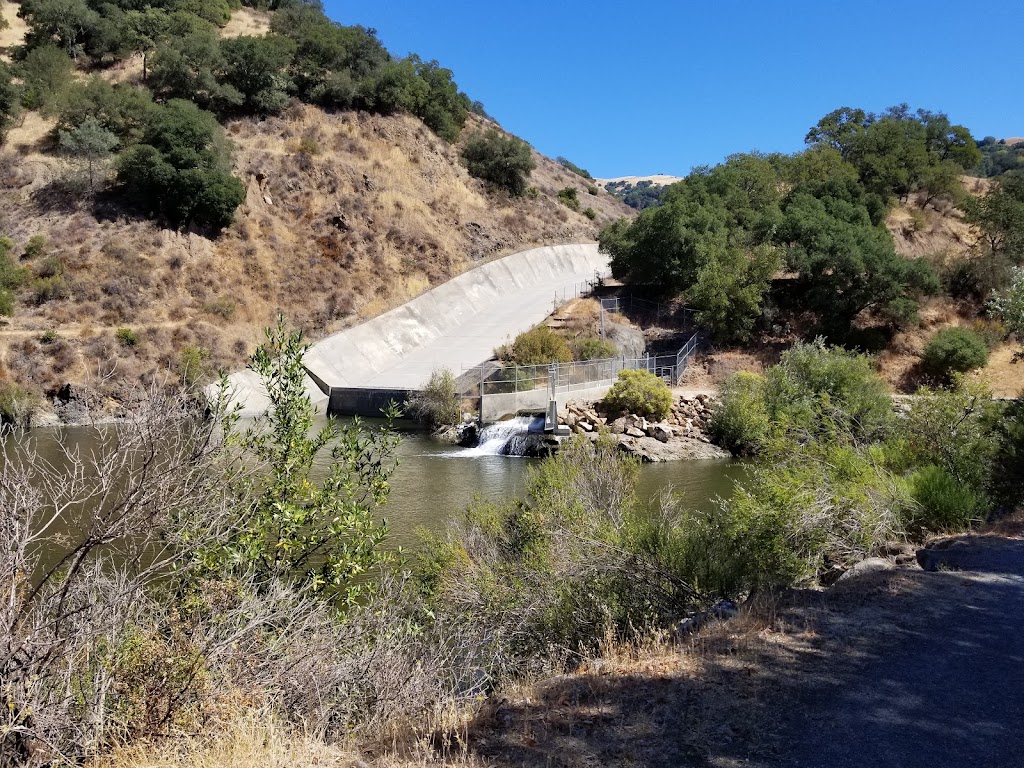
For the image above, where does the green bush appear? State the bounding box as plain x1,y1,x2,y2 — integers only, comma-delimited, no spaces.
587,185,599,196
709,372,769,456
116,327,139,347
557,186,580,211
602,369,673,420
507,326,572,366
906,464,982,532
0,288,13,317
405,367,461,429
32,275,68,304
582,207,597,220
571,336,618,361
0,380,39,428
763,340,894,444
178,344,211,385
460,129,535,196
416,436,710,656
22,235,47,260
921,327,989,380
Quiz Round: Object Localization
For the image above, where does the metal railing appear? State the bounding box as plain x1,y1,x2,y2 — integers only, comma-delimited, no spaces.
469,330,700,399
599,296,698,331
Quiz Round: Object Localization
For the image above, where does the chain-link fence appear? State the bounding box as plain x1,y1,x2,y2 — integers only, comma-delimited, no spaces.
466,330,700,399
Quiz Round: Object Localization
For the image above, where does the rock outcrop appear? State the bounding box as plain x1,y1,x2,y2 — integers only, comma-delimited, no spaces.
557,393,730,462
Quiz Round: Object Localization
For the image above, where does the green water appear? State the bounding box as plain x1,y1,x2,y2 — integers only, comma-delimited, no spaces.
3,424,744,549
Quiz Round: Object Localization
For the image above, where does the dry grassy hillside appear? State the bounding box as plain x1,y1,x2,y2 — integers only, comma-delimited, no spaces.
0,12,632,410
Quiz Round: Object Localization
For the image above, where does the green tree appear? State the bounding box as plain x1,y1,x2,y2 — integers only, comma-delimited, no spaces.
19,0,102,58
149,26,242,113
690,245,779,343
409,56,469,142
601,154,781,294
804,107,869,160
123,7,170,81
212,317,400,604
966,171,1024,262
0,62,20,142
56,76,159,144
460,129,535,196
219,34,296,115
115,99,244,230
58,116,119,189
778,177,938,329
18,45,73,110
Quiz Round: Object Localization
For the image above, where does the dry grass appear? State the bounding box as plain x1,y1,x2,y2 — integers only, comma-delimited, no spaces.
0,0,27,59
221,8,272,39
88,710,361,768
0,104,633,410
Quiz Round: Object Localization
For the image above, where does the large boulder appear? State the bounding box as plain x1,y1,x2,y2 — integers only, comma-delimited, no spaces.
605,321,646,359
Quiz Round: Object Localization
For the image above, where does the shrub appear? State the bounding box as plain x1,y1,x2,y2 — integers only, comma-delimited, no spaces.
22,235,47,260
587,185,599,196
202,296,235,319
763,340,893,443
39,329,58,344
417,435,709,657
179,344,211,386
582,206,597,220
116,327,139,347
906,464,982,533
405,367,461,429
32,275,69,304
557,186,580,211
0,289,13,316
0,381,39,428
921,327,989,380
460,129,535,196
571,336,618,361
602,369,672,420
709,372,769,456
508,326,572,366
713,440,906,586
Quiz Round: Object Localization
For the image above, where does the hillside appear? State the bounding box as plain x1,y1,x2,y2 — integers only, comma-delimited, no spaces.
0,7,632,413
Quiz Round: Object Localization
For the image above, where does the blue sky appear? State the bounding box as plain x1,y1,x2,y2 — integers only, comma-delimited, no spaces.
329,1,1024,179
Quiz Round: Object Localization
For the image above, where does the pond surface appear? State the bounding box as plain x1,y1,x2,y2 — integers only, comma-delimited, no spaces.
4,423,745,550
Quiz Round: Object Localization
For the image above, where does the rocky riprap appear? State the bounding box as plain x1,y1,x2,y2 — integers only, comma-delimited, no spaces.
557,393,730,462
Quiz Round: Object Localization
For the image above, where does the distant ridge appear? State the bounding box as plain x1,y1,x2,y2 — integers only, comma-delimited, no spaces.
596,174,683,187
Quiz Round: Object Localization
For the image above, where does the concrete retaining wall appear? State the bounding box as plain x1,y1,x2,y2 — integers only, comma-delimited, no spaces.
481,383,616,423
305,242,607,393
221,242,608,418
329,387,410,418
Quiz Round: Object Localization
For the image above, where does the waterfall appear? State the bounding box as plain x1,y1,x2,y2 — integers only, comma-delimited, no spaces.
455,416,544,457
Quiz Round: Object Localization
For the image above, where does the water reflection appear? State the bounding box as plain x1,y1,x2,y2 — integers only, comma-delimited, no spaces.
4,423,744,551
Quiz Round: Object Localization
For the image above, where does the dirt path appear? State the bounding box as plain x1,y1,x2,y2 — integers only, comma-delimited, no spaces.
460,533,1024,768
769,540,1024,768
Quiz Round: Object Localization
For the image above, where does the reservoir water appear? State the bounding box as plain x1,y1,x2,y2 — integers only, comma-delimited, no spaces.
4,422,744,549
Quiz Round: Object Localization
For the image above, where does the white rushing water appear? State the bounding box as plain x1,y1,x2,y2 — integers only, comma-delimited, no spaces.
454,416,544,457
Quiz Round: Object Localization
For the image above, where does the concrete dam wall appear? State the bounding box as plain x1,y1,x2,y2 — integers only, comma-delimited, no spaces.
223,242,609,417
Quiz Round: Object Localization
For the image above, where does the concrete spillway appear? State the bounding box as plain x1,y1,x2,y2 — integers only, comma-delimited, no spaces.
224,242,609,417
